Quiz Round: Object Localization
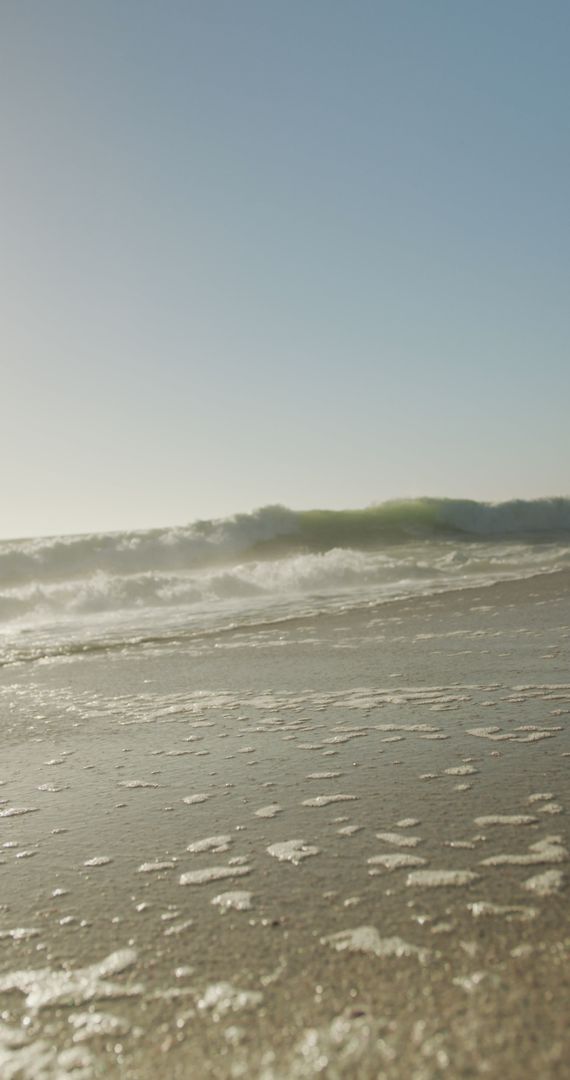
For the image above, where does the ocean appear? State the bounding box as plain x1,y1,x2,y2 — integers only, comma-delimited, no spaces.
2,496,570,667
0,498,569,1078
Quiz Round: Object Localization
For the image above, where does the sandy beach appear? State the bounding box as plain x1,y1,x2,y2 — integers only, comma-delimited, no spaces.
0,569,568,1078
4,0,570,1072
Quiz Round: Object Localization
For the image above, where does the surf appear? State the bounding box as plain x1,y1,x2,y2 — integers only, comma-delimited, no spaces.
1,498,569,644
2,497,570,588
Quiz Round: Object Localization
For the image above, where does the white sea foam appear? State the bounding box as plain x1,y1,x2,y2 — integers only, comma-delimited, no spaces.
254,805,282,818
322,926,429,961
258,1011,388,1079
481,835,567,867
0,1025,94,1079
368,853,427,870
4,497,569,591
0,928,40,941
2,497,570,664
375,832,422,847
474,815,537,826
523,869,564,895
407,870,480,887
306,772,342,780
118,780,159,789
68,1010,131,1041
211,891,253,912
197,982,263,1019
179,865,252,885
138,861,176,873
302,794,357,807
186,835,231,853
467,902,537,921
163,919,194,936
267,840,320,864
0,949,140,1011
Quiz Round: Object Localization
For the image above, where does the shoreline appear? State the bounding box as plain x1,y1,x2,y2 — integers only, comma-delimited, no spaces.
2,565,570,673
0,564,568,1077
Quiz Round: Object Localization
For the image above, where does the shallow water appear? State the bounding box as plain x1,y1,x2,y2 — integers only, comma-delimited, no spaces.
0,571,568,1077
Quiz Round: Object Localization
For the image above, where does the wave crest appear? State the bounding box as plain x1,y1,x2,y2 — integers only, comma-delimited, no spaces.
2,498,570,586
1,498,569,628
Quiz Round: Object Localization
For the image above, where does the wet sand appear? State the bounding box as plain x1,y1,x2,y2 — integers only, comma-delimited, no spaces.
0,570,569,1078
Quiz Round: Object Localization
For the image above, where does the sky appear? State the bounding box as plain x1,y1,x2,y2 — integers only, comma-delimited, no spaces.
1,0,569,539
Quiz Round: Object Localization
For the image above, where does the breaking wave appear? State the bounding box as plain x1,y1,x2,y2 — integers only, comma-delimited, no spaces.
2,498,570,586
0,498,569,635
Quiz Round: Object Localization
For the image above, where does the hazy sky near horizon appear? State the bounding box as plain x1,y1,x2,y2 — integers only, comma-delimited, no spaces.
2,1,569,539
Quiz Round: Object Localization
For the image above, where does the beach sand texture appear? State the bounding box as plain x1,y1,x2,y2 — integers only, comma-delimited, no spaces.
0,571,568,1078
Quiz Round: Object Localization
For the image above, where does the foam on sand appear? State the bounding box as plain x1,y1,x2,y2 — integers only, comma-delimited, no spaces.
138,861,176,872
306,772,342,780
0,928,41,941
375,831,422,847
0,1024,94,1078
322,926,430,961
302,795,357,807
197,982,263,1020
68,1010,131,1040
267,840,320,864
186,835,232,854
467,902,537,921
0,949,141,1011
211,891,253,912
368,853,427,870
179,865,252,885
474,815,537,826
481,836,567,867
523,869,564,896
407,870,480,887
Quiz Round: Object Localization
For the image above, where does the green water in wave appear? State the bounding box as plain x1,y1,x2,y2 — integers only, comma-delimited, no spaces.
249,500,456,557
248,497,570,557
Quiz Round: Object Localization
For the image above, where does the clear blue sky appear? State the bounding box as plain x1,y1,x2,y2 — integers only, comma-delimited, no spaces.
2,0,569,539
